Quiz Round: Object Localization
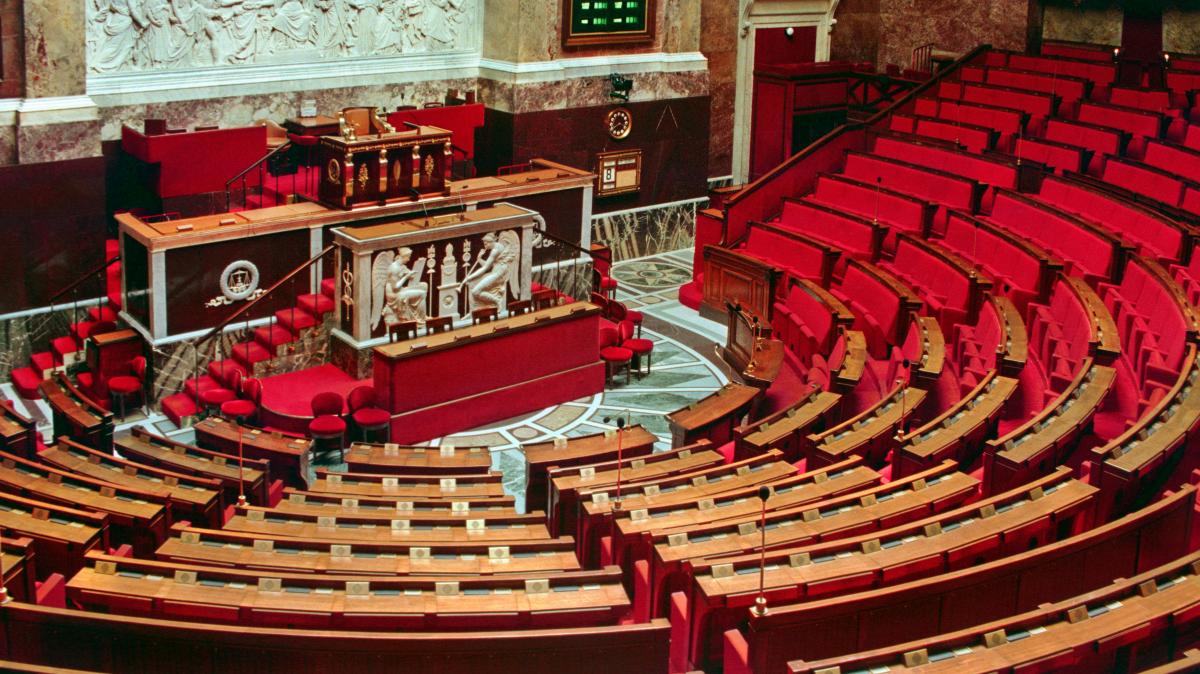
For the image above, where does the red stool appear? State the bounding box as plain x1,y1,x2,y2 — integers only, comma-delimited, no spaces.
598,275,619,300
348,385,390,443
599,326,633,386
107,356,146,421
221,377,262,424
610,301,644,338
308,392,347,462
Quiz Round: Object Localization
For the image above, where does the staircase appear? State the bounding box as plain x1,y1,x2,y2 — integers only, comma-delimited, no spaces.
159,276,337,426
10,240,123,401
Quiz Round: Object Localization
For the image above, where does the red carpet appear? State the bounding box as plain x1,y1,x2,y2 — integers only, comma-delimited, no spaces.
258,364,368,433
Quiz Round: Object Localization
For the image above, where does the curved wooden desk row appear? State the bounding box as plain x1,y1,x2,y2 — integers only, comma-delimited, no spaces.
308,468,506,500
68,553,630,631
722,484,1197,674
343,441,493,476
790,547,1200,674
808,382,927,467
157,524,582,577
223,508,551,545
0,489,108,579
42,438,221,528
0,605,671,674
38,374,111,453
642,462,976,619
0,449,169,556
667,383,761,448
192,417,311,490
237,501,542,527
0,401,37,460
547,440,719,539
680,470,1097,670
734,389,843,463
522,425,657,518
276,488,519,518
117,427,274,507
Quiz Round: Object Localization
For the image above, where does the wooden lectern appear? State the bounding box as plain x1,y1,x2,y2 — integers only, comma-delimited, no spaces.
317,107,454,209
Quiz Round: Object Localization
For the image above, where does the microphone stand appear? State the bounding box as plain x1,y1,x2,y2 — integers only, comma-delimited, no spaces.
751,485,770,617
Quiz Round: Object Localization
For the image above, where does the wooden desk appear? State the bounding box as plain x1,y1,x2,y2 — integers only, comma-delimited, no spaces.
0,449,167,555
69,553,629,631
42,439,222,527
85,329,142,400
1064,274,1121,364
344,443,492,476
308,472,507,501
0,401,36,459
193,417,311,490
39,374,112,452
157,527,581,577
116,427,271,506
548,441,721,539
282,488,515,512
284,115,340,137
834,330,868,394
264,499,536,524
909,315,946,388
667,384,760,448
684,473,1097,670
991,294,1029,376
734,390,842,463
0,490,108,578
808,385,928,467
523,426,657,517
221,507,550,544
895,373,1019,478
0,536,36,603
646,464,975,617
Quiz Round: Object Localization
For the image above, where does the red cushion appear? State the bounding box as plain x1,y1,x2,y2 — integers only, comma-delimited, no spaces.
308,415,347,436
199,388,236,406
623,338,653,354
626,310,644,323
220,399,257,418
352,408,391,427
600,277,619,289
107,376,142,395
600,346,633,362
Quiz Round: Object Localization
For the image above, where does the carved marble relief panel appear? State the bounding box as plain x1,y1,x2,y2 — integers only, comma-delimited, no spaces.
87,0,477,73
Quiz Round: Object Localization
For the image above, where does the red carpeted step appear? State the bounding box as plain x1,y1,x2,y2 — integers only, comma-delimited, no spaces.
76,371,95,394
253,324,294,352
274,307,317,333
161,393,199,427
10,367,42,400
207,360,245,388
297,293,334,316
105,239,120,259
106,290,123,312
183,374,223,402
230,341,271,369
87,305,119,323
51,336,80,364
321,277,336,299
30,352,56,378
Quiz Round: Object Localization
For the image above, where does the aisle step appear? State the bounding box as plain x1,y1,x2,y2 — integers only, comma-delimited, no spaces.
297,293,334,316
10,367,42,400
274,307,317,333
30,352,56,378
231,341,271,369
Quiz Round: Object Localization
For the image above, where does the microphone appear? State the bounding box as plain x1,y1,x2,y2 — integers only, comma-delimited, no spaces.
752,484,771,618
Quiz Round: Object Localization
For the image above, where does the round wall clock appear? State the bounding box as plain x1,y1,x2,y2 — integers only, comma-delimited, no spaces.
605,107,633,140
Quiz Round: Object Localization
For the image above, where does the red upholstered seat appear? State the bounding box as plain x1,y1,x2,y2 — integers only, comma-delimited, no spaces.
220,399,257,419
309,415,347,435
619,320,654,377
198,388,235,407
600,326,633,385
287,132,319,147
108,356,147,420
107,376,141,395
308,391,347,457
347,385,389,441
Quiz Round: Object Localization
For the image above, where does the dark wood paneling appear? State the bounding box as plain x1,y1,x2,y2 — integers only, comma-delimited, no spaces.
0,156,106,313
0,0,24,99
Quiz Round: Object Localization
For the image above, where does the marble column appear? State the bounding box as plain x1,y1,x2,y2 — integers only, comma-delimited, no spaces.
15,0,100,164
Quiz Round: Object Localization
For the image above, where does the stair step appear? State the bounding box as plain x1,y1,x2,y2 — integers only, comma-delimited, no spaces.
321,277,336,299
70,321,96,342
30,352,56,378
274,307,317,333
183,374,223,402
106,290,123,312
253,324,295,355
88,305,119,323
51,336,80,362
161,393,200,427
76,371,96,395
297,293,334,316
105,239,120,259
207,360,246,388
10,367,42,400
231,341,272,368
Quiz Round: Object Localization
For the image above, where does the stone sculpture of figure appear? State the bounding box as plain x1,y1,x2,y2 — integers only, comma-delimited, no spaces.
312,0,349,56
270,0,315,50
372,247,428,329
464,230,519,309
346,0,383,55
422,0,462,46
131,0,190,68
92,0,138,72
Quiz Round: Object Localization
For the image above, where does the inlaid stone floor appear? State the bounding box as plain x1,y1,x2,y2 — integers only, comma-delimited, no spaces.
5,248,727,514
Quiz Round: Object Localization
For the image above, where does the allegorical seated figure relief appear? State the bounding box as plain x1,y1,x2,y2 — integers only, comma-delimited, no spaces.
463,230,519,310
371,247,428,329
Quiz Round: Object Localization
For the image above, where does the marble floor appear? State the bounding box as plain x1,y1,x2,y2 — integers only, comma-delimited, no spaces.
6,248,728,514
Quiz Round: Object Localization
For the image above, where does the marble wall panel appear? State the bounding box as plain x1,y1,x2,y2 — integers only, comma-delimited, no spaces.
1164,8,1200,54
831,0,882,65
591,200,698,263
0,126,16,166
16,119,102,163
700,0,738,178
0,306,80,381
877,0,1031,70
1042,3,1123,47
23,0,86,98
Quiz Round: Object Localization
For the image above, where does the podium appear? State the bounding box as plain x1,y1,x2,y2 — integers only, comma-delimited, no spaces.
316,108,453,209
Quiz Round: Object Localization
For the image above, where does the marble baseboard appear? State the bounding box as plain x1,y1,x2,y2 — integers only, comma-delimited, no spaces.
330,336,374,381
16,119,102,162
591,200,701,263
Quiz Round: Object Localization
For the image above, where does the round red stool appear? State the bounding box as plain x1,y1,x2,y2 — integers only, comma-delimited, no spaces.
308,391,347,462
348,385,390,443
107,356,146,421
